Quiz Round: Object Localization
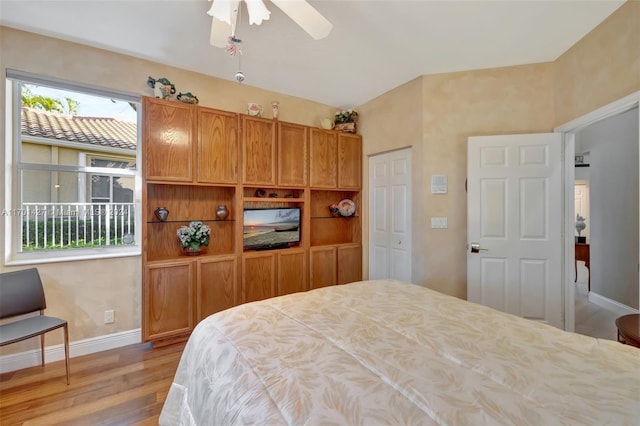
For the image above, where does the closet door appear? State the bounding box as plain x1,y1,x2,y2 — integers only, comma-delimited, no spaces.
242,252,276,303
368,148,412,282
198,108,239,184
144,97,195,182
243,116,276,185
278,122,308,187
309,129,337,188
338,133,362,189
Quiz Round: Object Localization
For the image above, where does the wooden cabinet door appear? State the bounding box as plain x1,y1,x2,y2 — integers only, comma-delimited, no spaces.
242,116,276,185
143,260,194,341
197,255,237,320
242,252,276,303
309,129,338,188
338,244,362,284
144,97,195,182
338,133,362,189
277,249,307,296
309,246,337,289
278,122,308,187
197,108,239,184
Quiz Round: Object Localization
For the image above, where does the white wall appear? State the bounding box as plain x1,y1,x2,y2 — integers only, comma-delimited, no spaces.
576,107,639,309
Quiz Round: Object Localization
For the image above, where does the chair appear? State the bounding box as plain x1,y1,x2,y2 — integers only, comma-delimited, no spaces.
0,268,70,384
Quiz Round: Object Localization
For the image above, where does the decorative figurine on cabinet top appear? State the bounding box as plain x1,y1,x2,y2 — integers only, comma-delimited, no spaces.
147,77,176,100
177,92,199,104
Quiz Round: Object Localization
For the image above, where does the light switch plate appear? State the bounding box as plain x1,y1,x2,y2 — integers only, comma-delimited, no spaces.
431,217,448,229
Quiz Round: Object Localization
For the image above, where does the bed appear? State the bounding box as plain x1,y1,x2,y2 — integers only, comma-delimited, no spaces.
159,279,640,425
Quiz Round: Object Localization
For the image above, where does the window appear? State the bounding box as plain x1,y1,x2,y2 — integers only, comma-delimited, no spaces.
4,70,141,263
87,157,136,204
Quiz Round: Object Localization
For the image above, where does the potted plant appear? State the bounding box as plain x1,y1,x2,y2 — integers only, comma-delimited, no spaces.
334,109,358,133
177,221,211,255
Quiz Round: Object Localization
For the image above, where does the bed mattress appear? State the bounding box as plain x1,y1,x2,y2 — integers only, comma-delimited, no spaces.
160,279,640,425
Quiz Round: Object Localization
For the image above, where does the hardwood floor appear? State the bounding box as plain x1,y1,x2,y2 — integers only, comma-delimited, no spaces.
0,341,186,426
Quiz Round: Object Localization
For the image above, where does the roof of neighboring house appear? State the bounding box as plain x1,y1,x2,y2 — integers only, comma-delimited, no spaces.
21,107,137,151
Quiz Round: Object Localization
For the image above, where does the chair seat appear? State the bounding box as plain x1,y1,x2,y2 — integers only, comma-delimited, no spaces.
0,315,67,346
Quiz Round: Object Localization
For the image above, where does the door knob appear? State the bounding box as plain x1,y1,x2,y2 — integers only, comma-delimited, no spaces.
470,242,488,253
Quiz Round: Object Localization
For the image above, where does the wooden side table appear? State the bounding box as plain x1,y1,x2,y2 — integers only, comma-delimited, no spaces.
575,243,590,291
615,314,640,348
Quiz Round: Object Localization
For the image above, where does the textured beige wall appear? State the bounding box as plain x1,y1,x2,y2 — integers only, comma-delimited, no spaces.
555,1,640,125
419,64,555,298
0,27,336,355
359,1,638,299
357,77,425,282
360,64,556,299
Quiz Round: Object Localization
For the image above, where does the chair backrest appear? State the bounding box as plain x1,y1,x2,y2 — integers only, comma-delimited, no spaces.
0,268,47,319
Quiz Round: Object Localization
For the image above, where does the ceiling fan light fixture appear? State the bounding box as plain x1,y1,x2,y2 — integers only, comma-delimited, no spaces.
207,0,240,25
244,0,270,25
207,0,332,47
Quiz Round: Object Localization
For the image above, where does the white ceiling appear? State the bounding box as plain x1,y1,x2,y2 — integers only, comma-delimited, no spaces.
0,0,625,108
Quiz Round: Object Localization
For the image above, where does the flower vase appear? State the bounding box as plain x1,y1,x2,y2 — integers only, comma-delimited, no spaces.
185,243,202,256
216,205,229,220
154,207,169,222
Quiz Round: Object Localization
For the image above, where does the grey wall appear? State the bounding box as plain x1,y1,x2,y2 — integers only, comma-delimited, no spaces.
576,107,639,310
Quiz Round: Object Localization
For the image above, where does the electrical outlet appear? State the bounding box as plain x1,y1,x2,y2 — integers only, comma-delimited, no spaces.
104,309,115,324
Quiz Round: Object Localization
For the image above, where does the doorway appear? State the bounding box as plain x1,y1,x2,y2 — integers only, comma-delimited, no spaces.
557,92,640,333
368,147,412,282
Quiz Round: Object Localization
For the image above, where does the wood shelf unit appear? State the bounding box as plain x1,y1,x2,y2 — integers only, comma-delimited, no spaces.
142,96,362,345
309,190,361,246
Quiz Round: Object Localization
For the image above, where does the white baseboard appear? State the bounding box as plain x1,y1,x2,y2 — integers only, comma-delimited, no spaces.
0,328,141,374
588,292,639,316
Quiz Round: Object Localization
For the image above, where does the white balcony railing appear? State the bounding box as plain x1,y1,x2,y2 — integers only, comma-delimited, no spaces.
21,202,135,250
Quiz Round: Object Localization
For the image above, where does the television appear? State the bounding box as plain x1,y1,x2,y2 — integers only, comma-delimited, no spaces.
243,207,301,250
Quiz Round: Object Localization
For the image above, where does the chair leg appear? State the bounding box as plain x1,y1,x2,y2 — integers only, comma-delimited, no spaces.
63,324,70,385
40,333,45,366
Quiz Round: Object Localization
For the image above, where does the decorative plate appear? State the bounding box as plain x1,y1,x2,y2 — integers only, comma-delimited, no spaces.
338,199,356,217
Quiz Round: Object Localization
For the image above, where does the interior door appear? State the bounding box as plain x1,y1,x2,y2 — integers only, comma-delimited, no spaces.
467,134,563,328
369,148,412,282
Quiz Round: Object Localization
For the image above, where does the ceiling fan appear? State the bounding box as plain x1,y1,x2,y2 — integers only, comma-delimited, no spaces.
207,0,332,48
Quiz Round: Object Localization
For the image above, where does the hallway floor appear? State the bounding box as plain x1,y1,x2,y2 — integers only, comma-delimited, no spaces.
574,263,619,341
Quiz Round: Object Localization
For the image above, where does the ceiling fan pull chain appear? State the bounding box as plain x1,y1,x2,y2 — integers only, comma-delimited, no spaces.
233,3,245,84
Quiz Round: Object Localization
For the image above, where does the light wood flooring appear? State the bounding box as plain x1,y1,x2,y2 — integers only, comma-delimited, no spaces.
574,262,620,341
0,341,186,426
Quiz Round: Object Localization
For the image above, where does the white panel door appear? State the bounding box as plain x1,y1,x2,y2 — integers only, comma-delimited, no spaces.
467,134,563,328
369,148,412,282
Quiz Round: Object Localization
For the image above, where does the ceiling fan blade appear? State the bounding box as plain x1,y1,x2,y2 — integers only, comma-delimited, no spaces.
208,0,240,48
270,0,332,40
210,16,232,47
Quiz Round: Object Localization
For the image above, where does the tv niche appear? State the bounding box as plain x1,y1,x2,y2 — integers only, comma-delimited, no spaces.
243,207,301,251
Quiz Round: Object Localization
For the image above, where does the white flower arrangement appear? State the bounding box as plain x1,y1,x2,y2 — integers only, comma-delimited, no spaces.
334,109,358,124
177,221,211,249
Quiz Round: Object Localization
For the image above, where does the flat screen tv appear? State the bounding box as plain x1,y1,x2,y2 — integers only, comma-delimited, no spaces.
243,207,301,250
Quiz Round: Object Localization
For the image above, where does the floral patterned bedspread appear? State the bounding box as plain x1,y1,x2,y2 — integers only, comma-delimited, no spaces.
160,280,640,425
